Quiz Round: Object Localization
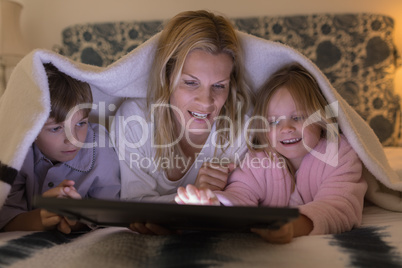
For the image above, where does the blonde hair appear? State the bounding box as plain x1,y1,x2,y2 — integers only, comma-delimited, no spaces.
250,63,339,184
147,10,253,166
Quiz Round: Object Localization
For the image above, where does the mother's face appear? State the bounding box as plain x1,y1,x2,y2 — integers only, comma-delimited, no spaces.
169,49,233,140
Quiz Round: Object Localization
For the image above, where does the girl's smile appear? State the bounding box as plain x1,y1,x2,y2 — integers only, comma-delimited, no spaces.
280,138,302,145
267,86,321,170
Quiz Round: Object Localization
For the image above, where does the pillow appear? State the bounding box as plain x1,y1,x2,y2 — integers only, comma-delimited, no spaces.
57,20,162,66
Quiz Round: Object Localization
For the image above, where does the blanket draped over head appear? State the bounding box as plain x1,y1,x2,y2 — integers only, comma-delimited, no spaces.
0,31,401,211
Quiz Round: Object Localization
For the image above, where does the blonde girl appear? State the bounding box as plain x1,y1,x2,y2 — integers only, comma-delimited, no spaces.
176,63,367,243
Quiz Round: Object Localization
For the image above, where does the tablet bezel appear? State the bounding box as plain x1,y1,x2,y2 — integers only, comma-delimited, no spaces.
34,196,299,232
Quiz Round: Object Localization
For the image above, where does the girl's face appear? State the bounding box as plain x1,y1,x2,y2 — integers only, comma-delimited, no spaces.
266,87,321,170
34,110,89,163
169,49,232,143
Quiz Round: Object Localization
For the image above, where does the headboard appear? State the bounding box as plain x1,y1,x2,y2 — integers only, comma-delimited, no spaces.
55,13,402,146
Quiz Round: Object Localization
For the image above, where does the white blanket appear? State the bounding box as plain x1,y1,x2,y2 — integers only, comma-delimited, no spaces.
0,31,401,211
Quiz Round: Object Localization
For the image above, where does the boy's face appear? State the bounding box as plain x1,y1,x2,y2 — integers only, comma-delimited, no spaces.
35,110,89,163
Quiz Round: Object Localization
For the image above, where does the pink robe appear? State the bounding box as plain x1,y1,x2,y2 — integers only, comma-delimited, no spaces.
216,135,368,235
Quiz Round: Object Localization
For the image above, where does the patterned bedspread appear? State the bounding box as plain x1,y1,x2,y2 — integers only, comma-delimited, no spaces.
0,205,401,268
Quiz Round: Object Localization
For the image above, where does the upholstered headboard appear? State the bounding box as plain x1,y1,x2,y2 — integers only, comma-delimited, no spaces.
55,13,401,146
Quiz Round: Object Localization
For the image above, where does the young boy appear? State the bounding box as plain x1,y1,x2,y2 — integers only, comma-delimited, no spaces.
0,63,120,234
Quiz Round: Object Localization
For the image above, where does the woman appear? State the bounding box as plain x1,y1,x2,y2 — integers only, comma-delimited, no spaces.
112,10,253,233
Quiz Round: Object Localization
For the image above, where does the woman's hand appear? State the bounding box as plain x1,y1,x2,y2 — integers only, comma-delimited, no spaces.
194,162,235,191
130,184,221,235
175,184,220,205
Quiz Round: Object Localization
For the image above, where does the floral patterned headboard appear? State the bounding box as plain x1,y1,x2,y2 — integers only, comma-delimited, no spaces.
56,13,401,146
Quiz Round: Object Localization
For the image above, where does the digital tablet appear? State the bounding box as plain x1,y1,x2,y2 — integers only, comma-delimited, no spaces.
33,196,299,232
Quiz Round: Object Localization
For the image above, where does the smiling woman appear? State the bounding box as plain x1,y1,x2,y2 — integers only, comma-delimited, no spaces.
169,50,232,145
111,10,254,234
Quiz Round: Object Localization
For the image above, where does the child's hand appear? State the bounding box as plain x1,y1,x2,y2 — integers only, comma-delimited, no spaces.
42,179,82,199
251,222,294,244
251,214,313,243
41,179,82,233
175,184,220,205
39,208,76,234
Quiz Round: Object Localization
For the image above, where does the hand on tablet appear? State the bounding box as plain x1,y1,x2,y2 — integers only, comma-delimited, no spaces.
175,184,220,205
41,179,82,233
251,214,313,244
39,209,77,234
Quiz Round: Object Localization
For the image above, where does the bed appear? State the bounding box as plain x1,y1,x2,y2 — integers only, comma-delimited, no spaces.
0,13,402,267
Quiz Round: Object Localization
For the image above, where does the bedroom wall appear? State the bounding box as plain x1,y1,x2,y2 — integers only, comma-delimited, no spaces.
13,0,402,95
